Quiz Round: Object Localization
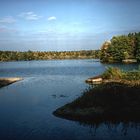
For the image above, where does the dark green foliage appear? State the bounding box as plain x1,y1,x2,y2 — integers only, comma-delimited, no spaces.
53,67,140,122
100,32,140,63
54,82,140,122
0,50,100,61
102,67,123,80
135,32,140,61
102,67,140,81
68,83,140,110
123,71,140,80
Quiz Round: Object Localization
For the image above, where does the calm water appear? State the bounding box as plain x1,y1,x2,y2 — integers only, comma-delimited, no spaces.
0,59,140,140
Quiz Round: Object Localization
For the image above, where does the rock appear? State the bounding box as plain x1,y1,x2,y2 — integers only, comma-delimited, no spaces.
0,77,23,88
85,76,103,84
122,59,137,64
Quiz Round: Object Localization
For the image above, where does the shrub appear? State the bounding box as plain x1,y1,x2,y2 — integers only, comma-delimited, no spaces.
102,67,123,80
123,71,140,80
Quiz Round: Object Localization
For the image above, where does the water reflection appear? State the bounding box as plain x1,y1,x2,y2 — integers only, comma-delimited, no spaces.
78,121,140,138
78,84,140,139
0,60,140,140
103,63,140,71
54,83,140,140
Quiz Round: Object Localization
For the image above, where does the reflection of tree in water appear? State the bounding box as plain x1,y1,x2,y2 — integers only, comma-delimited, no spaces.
78,121,140,138
76,85,140,139
54,83,140,139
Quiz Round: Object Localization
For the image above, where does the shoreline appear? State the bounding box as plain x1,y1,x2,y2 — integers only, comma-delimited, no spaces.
0,77,23,88
53,68,140,123
53,82,140,123
85,76,140,86
0,58,100,62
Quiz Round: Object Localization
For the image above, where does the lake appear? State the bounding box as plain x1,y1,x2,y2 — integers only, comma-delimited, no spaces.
0,59,140,140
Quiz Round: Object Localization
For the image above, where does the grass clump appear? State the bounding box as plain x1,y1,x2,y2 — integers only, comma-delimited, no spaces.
101,67,140,81
102,67,124,80
123,71,140,80
53,67,140,122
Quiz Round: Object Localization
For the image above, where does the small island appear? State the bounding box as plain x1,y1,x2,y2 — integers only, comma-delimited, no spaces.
53,67,140,123
0,78,22,88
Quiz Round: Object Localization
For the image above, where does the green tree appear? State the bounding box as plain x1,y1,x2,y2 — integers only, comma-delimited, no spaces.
135,33,140,61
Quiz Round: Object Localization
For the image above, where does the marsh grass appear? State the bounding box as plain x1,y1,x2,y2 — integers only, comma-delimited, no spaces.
53,82,140,122
102,67,123,80
53,67,140,122
68,83,140,110
102,67,140,81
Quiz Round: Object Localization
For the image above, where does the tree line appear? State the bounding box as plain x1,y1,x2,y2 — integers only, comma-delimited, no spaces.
1,32,140,62
100,32,140,63
0,50,100,61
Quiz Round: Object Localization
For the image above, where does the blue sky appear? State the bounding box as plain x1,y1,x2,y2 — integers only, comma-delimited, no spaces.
0,0,140,51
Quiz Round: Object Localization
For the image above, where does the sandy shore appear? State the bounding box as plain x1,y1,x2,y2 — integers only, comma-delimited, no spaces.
0,77,23,88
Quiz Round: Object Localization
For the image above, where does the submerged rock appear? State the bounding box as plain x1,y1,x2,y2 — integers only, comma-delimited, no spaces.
85,76,103,84
122,59,137,64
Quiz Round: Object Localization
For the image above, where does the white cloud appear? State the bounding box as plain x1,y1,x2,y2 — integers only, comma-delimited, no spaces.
19,11,42,20
0,16,16,24
48,16,56,21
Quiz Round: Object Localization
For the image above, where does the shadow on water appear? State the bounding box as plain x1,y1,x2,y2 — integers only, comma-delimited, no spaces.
1,60,140,140
53,83,140,138
103,63,140,71
77,121,140,137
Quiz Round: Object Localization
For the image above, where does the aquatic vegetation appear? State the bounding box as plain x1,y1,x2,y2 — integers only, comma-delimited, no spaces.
54,67,140,123
102,67,123,80
102,67,140,81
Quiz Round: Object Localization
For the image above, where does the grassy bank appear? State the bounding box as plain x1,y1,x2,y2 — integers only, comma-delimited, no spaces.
53,67,140,123
86,67,140,86
53,82,140,123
